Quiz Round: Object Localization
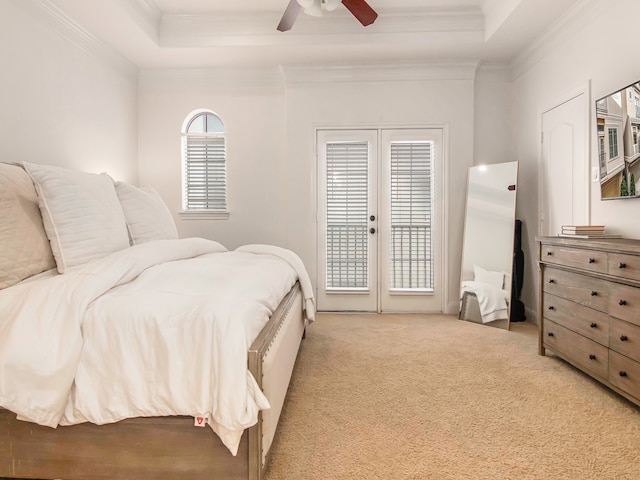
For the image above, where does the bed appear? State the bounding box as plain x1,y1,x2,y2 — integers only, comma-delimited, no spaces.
0,162,314,480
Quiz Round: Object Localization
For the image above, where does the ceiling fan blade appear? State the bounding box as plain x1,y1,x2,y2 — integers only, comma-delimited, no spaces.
277,0,303,32
342,0,378,26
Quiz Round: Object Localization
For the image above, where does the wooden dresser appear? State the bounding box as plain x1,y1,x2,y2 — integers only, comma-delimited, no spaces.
537,236,640,406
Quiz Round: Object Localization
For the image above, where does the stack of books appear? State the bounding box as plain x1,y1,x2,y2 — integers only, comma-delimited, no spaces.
560,225,620,239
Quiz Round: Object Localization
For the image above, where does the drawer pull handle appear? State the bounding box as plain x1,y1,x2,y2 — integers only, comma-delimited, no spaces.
620,335,629,342
548,279,555,284
546,251,552,256
547,306,555,310
619,262,627,269
547,332,554,337
619,299,627,306
589,354,596,360
620,371,628,377
590,291,597,296
588,258,595,264
590,322,597,328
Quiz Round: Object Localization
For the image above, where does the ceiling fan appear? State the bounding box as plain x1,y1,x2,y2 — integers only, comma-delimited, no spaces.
277,0,378,32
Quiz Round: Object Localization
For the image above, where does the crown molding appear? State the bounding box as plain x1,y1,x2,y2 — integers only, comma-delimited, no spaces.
140,62,481,89
116,0,162,43
11,0,137,78
509,0,605,80
159,7,484,48
282,62,479,85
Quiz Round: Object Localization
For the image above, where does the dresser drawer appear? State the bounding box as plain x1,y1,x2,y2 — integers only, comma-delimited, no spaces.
543,293,609,345
543,320,609,379
540,245,608,274
608,253,640,282
609,351,640,401
610,318,640,363
608,283,640,327
543,267,609,312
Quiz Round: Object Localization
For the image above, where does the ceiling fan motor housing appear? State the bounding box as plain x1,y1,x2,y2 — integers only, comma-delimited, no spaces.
278,0,378,31
297,0,342,16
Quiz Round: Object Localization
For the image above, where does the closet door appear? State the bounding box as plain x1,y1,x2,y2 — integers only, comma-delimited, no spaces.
540,90,588,236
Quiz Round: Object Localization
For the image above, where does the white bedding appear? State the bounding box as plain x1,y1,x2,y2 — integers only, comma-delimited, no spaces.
0,237,313,455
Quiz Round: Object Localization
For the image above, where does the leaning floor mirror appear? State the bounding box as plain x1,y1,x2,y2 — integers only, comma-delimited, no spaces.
459,161,518,330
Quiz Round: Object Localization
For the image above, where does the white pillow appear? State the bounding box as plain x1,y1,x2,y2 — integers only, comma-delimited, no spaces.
0,163,56,288
473,264,504,290
23,162,130,273
115,181,178,245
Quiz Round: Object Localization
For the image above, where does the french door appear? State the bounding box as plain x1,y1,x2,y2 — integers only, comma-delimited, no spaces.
317,128,443,313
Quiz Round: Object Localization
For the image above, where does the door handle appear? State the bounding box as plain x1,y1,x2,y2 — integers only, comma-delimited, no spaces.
370,228,376,234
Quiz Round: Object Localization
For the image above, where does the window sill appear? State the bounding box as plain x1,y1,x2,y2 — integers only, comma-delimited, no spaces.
179,210,229,220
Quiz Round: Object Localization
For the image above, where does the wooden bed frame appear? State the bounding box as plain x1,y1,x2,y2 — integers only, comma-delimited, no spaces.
0,283,306,480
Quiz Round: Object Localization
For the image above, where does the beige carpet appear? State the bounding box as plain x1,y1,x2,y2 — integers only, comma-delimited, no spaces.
265,313,640,480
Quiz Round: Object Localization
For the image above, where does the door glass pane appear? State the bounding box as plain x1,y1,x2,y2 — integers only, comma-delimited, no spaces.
325,142,369,290
389,141,433,291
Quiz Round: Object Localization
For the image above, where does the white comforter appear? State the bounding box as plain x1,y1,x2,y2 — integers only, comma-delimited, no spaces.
0,238,313,455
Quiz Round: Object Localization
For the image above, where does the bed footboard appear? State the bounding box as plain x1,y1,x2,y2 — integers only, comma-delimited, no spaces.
248,283,305,480
261,295,305,466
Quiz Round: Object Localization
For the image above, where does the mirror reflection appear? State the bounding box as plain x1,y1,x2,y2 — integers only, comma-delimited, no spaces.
459,161,518,330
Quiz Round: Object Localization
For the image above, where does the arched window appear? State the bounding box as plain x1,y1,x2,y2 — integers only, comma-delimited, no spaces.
181,110,228,217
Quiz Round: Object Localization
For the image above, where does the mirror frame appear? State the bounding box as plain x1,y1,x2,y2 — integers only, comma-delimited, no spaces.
459,161,519,330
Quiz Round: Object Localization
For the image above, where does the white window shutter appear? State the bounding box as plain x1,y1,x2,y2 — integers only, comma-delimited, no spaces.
389,141,433,290
184,134,227,211
325,142,369,289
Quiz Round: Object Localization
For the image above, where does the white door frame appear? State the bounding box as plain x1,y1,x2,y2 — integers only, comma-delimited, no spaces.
315,125,448,313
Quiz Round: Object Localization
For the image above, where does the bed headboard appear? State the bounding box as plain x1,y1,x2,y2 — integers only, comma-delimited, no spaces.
0,162,56,289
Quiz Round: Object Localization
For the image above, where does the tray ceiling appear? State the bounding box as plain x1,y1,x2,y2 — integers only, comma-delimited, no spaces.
44,0,582,70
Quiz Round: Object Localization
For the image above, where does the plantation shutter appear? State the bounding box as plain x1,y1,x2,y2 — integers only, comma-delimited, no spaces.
325,141,369,290
389,141,433,290
184,134,227,211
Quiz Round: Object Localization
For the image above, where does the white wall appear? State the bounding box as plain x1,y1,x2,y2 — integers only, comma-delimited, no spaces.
284,71,475,313
511,0,640,321
138,66,477,312
138,69,288,250
474,69,514,167
0,0,138,182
